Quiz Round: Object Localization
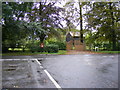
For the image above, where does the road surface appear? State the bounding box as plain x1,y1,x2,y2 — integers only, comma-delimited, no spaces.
41,54,118,88
2,54,118,88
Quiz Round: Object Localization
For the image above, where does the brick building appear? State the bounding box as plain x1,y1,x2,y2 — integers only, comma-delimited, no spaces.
66,32,85,51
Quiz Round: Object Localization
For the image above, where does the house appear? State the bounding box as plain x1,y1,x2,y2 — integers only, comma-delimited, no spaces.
66,32,85,51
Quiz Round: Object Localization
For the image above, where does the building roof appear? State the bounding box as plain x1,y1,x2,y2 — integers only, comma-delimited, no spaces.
68,32,80,37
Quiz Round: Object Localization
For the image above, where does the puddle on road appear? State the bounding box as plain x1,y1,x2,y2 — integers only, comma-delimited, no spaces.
3,65,18,71
98,64,113,73
3,68,16,71
38,59,43,63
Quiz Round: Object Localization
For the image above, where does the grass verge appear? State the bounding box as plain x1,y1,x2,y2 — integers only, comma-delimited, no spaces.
95,51,120,54
2,50,67,56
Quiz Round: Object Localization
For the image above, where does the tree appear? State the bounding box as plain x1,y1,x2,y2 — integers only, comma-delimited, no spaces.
62,2,77,32
26,2,64,44
85,2,120,50
2,2,33,52
63,2,89,43
2,2,64,52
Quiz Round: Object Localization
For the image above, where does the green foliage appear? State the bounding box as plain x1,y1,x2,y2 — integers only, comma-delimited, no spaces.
45,44,59,53
85,2,120,50
102,43,112,50
2,2,64,53
96,51,120,54
47,41,66,50
30,2,63,42
29,46,39,53
2,2,119,52
2,50,67,56
2,47,9,53
27,44,47,53
26,40,39,52
26,40,65,53
2,2,33,52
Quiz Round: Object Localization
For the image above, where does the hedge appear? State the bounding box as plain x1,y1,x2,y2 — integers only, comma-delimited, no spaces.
45,44,59,53
48,41,66,50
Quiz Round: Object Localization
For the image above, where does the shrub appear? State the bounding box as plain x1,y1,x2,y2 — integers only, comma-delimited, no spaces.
28,46,37,53
47,41,66,50
26,42,39,53
45,44,59,53
26,40,65,53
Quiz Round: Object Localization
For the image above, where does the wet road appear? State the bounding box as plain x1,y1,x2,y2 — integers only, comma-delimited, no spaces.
2,54,119,88
41,54,118,88
2,55,56,88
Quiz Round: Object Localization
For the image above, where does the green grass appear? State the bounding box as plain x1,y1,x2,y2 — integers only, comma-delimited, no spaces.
2,50,67,56
3,50,120,56
8,48,29,51
95,51,120,54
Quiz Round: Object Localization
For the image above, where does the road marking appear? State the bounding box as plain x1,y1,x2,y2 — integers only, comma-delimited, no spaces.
1,59,37,61
35,59,42,65
35,59,62,89
1,59,62,88
44,70,62,89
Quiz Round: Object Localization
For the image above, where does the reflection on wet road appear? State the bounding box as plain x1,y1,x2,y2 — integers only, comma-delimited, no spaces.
42,54,118,88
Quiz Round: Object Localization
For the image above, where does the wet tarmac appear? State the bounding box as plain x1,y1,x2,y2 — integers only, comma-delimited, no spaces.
41,54,118,88
2,57,55,88
2,54,119,88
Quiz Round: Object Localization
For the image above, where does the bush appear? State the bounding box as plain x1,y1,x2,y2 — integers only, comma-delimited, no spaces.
45,44,59,53
26,41,39,53
28,46,38,53
48,41,66,50
26,40,65,53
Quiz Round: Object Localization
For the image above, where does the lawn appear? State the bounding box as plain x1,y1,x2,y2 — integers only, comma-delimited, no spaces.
2,50,120,56
2,50,67,56
95,51,120,54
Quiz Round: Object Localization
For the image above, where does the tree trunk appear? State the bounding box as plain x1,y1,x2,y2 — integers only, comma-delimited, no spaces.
22,47,25,52
79,2,83,43
109,2,116,51
39,2,45,47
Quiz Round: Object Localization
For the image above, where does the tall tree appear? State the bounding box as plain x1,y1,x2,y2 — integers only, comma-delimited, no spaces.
63,2,88,43
63,2,77,32
85,2,120,50
78,2,83,43
2,2,64,51
27,2,64,44
2,2,33,52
